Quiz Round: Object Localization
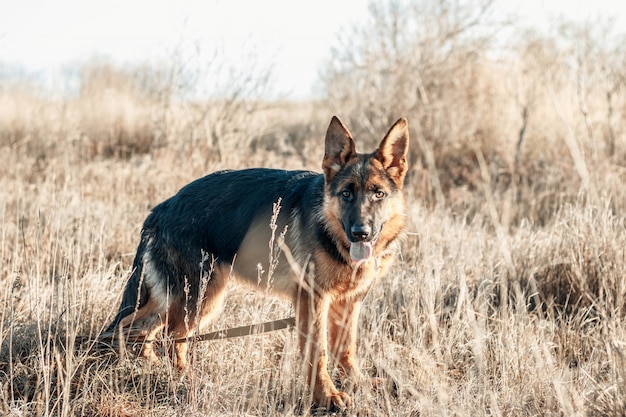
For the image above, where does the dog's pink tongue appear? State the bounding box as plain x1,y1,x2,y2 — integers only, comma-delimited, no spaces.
350,242,374,262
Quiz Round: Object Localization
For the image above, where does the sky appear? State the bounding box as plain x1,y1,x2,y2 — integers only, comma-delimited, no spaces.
1,0,625,99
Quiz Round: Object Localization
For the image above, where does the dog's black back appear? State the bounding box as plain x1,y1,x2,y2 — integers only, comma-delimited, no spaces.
108,168,324,330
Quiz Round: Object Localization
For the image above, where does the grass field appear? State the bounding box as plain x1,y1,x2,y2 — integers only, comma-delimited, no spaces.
2,5,626,415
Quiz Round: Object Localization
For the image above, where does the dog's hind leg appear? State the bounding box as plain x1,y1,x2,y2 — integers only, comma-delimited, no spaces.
167,266,230,369
141,321,166,364
117,297,166,363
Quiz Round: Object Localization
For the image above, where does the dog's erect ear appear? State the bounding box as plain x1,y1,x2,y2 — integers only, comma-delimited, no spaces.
323,116,356,181
377,118,409,185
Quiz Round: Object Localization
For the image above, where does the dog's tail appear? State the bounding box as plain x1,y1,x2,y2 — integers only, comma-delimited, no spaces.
105,238,150,333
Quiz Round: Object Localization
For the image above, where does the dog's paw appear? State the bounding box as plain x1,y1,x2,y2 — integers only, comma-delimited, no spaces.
316,390,352,411
313,382,352,411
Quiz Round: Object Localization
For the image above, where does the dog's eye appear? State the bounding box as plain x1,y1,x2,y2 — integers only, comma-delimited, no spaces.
341,190,352,199
374,190,386,200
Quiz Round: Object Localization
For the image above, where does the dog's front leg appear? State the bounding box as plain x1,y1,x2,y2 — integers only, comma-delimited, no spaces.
295,288,351,409
329,297,364,383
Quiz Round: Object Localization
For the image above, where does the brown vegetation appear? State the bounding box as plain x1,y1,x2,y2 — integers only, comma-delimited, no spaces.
1,1,625,415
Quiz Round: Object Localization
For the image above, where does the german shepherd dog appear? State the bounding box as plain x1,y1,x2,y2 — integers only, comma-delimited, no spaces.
107,116,409,409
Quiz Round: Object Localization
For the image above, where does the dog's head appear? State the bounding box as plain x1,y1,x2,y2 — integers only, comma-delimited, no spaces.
322,116,409,263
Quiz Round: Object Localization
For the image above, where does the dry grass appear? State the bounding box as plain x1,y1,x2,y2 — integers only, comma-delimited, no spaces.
1,88,625,417
2,5,626,415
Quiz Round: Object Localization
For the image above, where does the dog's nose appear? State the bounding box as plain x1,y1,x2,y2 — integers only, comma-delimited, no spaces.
350,225,371,241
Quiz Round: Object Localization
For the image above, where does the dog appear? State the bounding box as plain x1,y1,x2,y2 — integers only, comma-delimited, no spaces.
106,116,409,409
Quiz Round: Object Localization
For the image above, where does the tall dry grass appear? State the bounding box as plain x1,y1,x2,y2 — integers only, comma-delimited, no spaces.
1,1,626,415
